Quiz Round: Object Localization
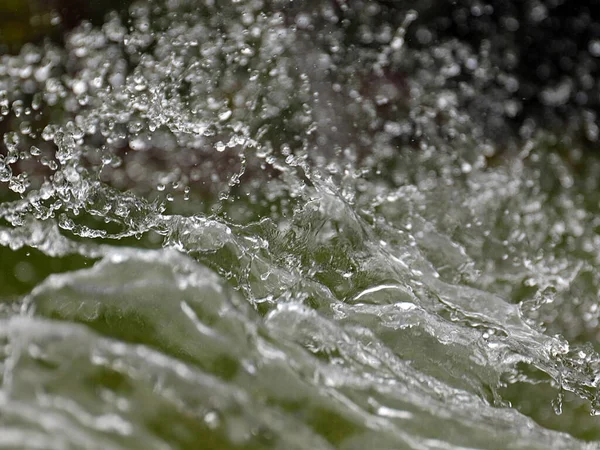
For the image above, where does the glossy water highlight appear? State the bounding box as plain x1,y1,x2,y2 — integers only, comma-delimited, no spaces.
1,0,600,448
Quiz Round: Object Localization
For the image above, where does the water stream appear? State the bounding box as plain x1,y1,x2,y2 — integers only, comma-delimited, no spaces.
1,1,600,448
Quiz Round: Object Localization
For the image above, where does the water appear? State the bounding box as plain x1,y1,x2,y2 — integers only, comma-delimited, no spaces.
1,0,600,448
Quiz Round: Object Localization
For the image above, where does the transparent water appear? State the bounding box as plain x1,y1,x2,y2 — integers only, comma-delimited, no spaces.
1,1,600,448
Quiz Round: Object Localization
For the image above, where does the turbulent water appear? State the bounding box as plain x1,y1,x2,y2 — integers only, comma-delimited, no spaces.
1,1,600,448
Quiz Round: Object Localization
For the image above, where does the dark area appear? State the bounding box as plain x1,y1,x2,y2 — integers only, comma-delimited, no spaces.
341,0,600,143
0,0,132,52
416,0,600,139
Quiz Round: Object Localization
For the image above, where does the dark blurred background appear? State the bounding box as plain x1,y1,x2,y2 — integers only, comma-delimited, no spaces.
2,0,600,145
0,0,131,50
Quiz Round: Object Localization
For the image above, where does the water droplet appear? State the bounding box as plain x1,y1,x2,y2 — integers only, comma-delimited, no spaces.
0,163,12,182
72,80,87,95
552,391,563,415
218,110,232,122
8,173,29,194
204,411,220,430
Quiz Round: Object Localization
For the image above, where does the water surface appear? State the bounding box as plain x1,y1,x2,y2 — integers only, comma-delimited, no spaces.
1,1,600,448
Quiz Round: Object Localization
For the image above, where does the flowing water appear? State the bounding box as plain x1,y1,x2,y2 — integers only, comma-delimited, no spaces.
1,1,600,448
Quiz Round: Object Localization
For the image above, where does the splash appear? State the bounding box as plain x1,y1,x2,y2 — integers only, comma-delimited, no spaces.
1,0,600,448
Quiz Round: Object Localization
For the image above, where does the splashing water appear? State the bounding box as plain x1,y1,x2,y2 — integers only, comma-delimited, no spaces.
1,0,600,448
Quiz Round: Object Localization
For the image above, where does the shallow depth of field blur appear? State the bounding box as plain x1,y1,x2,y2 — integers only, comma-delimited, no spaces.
1,1,600,449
